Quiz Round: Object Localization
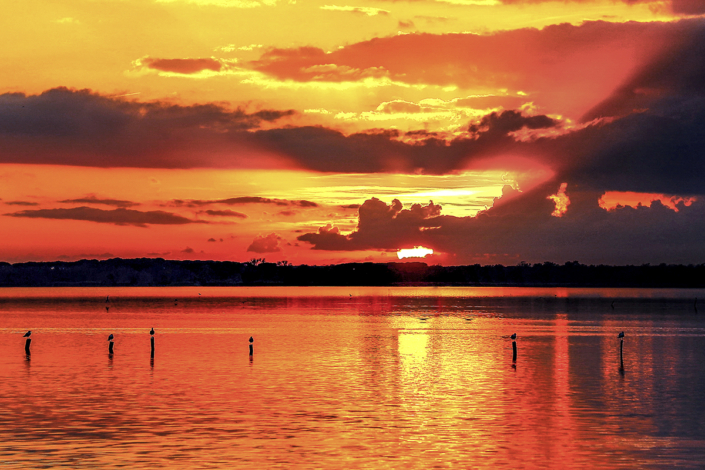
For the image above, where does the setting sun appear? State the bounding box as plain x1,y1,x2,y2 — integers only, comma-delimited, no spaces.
397,247,434,259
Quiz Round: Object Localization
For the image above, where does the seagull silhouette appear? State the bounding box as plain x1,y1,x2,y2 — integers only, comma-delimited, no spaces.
618,331,625,339
150,327,155,336
510,333,517,340
23,331,31,337
108,334,114,341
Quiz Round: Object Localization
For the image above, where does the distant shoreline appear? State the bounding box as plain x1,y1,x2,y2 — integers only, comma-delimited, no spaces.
1,258,704,288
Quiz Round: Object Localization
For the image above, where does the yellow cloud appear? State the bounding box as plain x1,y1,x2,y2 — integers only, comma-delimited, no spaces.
320,5,390,16
155,0,275,7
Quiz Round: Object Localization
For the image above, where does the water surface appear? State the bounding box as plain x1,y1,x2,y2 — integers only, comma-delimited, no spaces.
1,287,704,468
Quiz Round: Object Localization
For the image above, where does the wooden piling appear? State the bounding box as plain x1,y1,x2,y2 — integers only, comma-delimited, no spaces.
109,341,114,354
25,338,31,355
512,341,517,362
249,336,254,356
151,336,155,358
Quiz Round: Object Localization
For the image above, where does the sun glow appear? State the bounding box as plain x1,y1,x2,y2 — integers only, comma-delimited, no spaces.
397,246,434,259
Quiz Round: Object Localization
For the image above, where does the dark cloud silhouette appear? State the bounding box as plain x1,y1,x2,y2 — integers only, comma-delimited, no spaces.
200,209,248,218
142,58,223,74
249,108,559,174
181,247,195,253
558,22,705,195
0,87,295,168
5,207,207,227
59,195,139,208
4,201,39,206
299,184,705,264
171,197,317,208
299,197,442,250
247,233,283,253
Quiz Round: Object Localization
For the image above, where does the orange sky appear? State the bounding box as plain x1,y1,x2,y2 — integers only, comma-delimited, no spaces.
1,0,704,265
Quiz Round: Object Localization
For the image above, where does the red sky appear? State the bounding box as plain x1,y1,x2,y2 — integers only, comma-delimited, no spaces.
1,0,705,265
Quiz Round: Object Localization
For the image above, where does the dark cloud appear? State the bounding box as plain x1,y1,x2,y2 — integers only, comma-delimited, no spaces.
299,185,705,264
247,233,283,253
298,197,442,250
142,58,223,74
558,23,705,195
5,207,207,227
0,87,295,168
59,195,139,208
4,201,39,206
200,209,248,218
171,197,317,208
181,247,195,253
249,109,558,174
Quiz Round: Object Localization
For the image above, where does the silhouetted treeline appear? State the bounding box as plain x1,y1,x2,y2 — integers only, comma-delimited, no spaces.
1,259,704,287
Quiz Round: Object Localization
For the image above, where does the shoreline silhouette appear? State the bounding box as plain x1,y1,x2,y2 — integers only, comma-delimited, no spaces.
0,258,704,288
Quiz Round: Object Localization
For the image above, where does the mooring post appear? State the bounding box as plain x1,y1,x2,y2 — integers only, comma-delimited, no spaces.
249,336,254,356
25,338,31,355
151,336,155,358
109,340,114,354
512,341,517,362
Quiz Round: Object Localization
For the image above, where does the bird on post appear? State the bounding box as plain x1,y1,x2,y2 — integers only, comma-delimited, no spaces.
23,331,31,338
108,334,114,341
510,333,517,340
150,328,155,336
618,331,624,339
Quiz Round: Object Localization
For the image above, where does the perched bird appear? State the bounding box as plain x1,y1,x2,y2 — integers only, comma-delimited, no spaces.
618,331,625,339
150,327,155,336
108,334,114,341
510,333,517,340
23,331,31,338
249,336,254,343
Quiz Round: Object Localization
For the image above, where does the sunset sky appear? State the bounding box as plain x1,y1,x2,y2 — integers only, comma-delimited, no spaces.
1,0,704,265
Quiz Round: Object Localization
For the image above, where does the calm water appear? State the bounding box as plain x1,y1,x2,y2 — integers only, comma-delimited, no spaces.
1,287,705,469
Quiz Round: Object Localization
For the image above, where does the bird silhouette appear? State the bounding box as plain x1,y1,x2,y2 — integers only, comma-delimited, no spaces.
150,327,155,336
249,336,254,343
23,331,31,337
510,333,517,340
108,334,114,341
618,331,625,339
